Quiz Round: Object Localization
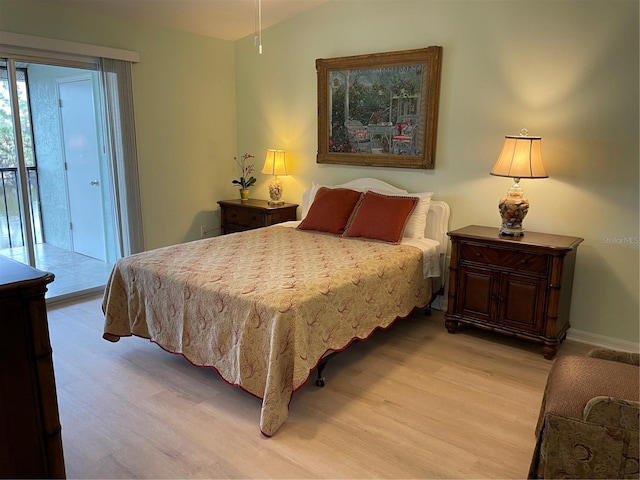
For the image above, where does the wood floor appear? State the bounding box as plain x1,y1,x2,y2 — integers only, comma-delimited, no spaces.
47,295,593,479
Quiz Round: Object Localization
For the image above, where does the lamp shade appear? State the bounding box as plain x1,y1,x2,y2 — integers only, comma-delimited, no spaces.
490,135,547,179
262,149,288,176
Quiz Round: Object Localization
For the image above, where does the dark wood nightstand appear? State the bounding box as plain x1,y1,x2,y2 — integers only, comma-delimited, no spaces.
218,198,298,234
444,225,583,359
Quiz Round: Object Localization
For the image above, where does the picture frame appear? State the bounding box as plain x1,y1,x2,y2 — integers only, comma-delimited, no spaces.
316,47,443,169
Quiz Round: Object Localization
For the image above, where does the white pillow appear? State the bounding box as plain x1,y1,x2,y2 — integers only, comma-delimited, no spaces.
402,192,433,239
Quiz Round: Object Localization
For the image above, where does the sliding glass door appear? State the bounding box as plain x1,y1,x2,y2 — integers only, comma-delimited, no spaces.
0,58,118,299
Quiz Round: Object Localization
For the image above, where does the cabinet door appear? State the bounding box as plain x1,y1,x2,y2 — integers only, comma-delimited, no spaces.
498,272,547,333
456,265,499,324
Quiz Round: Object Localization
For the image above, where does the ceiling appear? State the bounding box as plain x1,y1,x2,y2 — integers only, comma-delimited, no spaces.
38,0,329,41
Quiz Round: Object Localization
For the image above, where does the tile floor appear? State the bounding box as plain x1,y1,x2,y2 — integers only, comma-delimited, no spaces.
0,242,114,300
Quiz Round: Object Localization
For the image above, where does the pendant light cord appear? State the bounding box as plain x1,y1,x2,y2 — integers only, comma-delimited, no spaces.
254,0,263,54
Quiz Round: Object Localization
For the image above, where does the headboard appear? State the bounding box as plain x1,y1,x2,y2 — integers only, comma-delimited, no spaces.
426,200,451,256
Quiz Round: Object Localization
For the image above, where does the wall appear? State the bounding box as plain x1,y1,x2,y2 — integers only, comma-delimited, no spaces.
0,0,237,248
234,0,639,345
1,0,637,345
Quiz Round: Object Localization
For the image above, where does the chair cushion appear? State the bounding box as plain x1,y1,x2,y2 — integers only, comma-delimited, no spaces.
543,355,640,420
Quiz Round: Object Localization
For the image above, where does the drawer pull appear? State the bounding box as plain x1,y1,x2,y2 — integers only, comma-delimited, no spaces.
521,259,527,264
475,252,482,257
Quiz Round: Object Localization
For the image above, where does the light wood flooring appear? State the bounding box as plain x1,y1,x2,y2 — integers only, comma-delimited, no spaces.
47,296,593,479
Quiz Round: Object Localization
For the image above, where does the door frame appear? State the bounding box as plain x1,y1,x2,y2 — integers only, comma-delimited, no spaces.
4,59,36,264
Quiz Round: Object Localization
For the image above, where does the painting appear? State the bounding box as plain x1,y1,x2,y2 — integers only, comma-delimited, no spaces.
316,47,442,169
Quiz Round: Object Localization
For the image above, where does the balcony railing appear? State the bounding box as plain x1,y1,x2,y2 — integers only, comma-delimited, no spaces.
0,166,44,249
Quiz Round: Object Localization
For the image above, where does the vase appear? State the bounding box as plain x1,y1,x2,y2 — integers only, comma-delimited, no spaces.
239,188,250,201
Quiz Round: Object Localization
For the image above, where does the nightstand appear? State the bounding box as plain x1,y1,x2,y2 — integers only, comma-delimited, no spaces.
218,198,298,234
445,225,583,359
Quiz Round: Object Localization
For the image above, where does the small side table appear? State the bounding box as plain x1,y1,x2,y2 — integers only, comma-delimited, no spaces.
218,198,298,234
445,225,583,359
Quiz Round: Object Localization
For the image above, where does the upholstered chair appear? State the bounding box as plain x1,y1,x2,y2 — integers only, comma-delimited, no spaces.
528,348,639,479
344,120,372,153
391,114,420,155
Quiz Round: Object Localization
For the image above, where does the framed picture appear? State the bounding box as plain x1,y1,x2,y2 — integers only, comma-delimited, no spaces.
316,47,442,169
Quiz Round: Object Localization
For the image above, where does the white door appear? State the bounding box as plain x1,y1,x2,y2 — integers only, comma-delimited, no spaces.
58,77,106,261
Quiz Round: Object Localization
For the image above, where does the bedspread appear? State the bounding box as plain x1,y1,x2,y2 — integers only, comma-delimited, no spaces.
102,226,431,435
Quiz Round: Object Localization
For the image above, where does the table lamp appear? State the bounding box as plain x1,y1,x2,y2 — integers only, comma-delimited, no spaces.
490,129,547,236
262,149,288,205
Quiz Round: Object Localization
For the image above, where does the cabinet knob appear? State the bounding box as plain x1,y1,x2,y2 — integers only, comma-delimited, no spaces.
475,252,482,257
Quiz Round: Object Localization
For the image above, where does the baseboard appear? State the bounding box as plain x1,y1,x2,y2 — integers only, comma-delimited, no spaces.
565,329,639,353
431,297,639,354
46,286,104,307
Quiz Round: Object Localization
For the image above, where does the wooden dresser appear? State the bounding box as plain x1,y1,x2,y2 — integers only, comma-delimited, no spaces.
0,257,65,478
445,225,583,359
218,198,298,234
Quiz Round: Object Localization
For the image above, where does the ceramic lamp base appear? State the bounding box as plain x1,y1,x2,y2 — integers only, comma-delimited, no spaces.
498,180,529,236
268,177,283,205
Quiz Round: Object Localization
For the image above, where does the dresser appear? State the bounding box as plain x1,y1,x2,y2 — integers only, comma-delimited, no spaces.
218,198,298,234
445,225,583,359
0,257,65,478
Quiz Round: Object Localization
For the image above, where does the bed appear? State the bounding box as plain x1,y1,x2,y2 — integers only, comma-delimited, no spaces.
102,178,450,436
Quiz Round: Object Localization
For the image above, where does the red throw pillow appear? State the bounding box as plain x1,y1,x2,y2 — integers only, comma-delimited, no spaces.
355,129,368,140
344,191,418,243
298,187,363,235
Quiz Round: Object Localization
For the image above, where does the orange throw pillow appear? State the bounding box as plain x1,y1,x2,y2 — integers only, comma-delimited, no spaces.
344,191,418,243
298,187,363,235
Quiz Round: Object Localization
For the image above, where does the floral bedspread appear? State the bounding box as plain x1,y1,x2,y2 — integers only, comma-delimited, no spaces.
102,226,431,436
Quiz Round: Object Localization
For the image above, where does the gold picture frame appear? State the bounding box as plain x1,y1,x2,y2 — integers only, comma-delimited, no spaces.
316,47,443,169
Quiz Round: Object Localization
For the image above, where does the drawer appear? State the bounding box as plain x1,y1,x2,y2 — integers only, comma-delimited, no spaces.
224,223,254,233
460,243,548,274
225,208,265,228
267,207,297,224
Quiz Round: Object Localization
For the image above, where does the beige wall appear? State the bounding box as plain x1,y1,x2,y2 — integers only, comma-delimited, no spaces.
234,0,639,344
1,0,637,344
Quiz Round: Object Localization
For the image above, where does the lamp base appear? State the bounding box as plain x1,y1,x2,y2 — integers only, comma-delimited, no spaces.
497,180,529,237
499,225,525,237
268,177,284,205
